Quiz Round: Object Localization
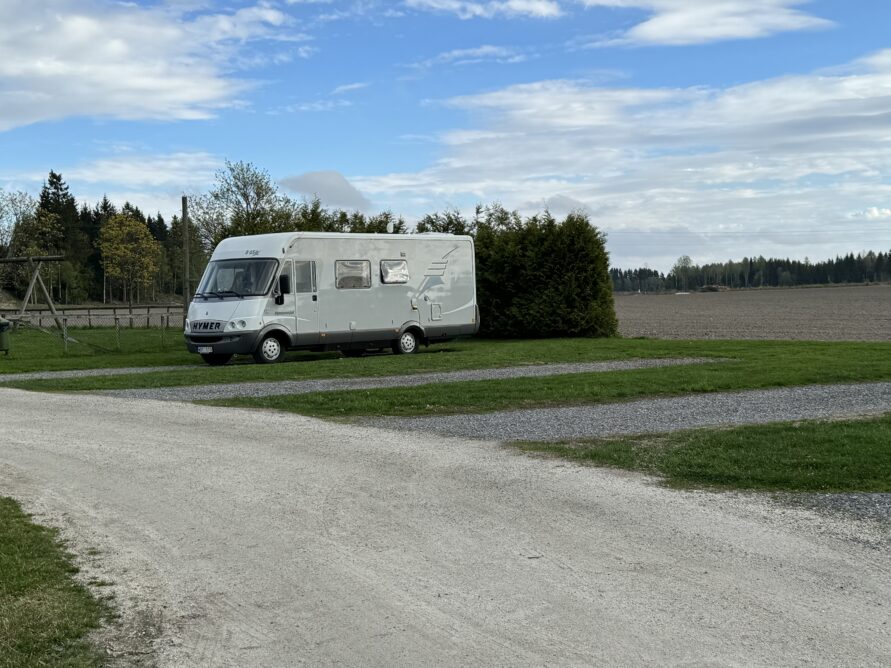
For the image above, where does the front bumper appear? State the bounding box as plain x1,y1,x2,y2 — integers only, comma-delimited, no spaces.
185,332,259,356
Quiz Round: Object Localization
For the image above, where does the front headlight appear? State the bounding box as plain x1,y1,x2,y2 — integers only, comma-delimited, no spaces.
226,319,248,331
184,319,190,333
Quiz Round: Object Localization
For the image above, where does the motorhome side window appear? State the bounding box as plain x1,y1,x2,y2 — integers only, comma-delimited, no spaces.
293,261,315,293
380,260,409,284
335,260,371,289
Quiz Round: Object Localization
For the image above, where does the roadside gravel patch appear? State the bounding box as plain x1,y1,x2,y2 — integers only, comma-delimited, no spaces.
0,365,199,383
781,493,891,535
100,357,719,401
370,382,891,441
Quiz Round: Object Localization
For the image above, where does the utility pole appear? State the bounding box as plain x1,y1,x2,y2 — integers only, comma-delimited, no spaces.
182,195,190,320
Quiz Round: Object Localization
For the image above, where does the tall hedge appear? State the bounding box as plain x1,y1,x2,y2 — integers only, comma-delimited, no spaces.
419,206,617,338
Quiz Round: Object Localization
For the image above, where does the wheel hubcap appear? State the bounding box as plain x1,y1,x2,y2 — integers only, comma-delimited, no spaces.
400,333,416,353
262,338,280,360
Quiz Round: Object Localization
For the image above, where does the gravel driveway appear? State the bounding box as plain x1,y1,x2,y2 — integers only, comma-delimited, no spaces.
371,382,891,441
2,388,889,666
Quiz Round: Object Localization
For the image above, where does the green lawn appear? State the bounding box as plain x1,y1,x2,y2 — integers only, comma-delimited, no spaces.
0,498,107,667
0,326,194,374
516,414,891,492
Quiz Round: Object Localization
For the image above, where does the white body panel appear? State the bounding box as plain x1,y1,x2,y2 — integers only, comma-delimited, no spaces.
185,232,478,358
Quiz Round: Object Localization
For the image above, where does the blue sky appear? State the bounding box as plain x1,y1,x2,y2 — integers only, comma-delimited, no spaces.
2,0,891,270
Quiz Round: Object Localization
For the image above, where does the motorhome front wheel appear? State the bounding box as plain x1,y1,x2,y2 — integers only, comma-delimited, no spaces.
254,335,285,364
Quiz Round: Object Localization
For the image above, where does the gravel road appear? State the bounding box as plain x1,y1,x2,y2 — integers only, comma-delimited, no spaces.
2,388,889,666
99,358,718,401
371,382,891,441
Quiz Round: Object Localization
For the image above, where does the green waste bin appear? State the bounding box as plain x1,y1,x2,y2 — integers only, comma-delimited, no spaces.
0,316,10,355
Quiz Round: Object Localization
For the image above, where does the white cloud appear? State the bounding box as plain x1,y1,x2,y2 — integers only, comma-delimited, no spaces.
405,0,562,19
409,45,526,69
331,82,371,95
280,171,372,210
522,194,592,216
356,49,891,269
276,99,353,113
850,207,891,221
577,0,832,46
404,0,829,43
2,150,224,223
65,152,222,189
0,0,304,131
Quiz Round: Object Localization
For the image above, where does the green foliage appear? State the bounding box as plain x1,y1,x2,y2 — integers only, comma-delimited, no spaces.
0,191,37,254
0,497,106,666
417,204,617,338
10,209,63,257
192,161,409,248
97,214,162,307
476,210,617,338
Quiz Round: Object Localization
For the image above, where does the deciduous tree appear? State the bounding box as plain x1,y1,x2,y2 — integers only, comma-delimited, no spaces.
98,214,161,311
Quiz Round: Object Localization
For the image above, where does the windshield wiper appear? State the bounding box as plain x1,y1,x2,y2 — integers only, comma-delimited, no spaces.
215,289,243,298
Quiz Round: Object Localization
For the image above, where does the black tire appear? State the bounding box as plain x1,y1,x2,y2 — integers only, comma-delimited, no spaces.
201,353,233,366
392,330,418,355
253,334,285,364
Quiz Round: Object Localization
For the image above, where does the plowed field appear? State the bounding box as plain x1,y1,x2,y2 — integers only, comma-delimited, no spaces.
614,284,891,340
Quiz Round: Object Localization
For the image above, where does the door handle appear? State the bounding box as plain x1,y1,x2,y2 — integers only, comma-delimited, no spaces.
312,295,318,301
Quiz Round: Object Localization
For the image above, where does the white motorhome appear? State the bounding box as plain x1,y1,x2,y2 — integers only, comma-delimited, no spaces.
185,231,478,365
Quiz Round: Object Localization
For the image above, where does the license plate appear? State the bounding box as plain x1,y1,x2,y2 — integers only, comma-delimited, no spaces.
197,346,213,354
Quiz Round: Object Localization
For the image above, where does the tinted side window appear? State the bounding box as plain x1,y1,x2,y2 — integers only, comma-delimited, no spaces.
294,261,315,293
335,260,371,289
380,259,409,284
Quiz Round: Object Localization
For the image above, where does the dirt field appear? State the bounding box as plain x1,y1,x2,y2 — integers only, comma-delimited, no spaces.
614,284,891,340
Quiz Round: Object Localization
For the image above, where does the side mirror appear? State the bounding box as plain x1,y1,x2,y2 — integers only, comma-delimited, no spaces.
274,274,289,305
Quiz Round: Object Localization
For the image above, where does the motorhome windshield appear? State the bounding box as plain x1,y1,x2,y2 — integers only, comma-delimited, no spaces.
196,258,278,298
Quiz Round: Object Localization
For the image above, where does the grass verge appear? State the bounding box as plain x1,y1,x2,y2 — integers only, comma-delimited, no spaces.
0,497,107,666
203,340,891,418
516,414,891,492
0,326,194,374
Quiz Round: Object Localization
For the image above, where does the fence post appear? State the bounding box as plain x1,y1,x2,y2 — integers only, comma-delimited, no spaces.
62,317,68,354
87,308,92,328
114,316,121,351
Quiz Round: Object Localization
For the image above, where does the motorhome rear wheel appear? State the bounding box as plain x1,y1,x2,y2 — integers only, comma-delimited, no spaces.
393,330,418,355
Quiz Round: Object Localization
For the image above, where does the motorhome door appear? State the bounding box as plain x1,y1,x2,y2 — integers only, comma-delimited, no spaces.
293,260,320,344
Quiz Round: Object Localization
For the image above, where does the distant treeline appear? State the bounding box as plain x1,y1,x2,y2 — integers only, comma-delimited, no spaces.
611,251,891,293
